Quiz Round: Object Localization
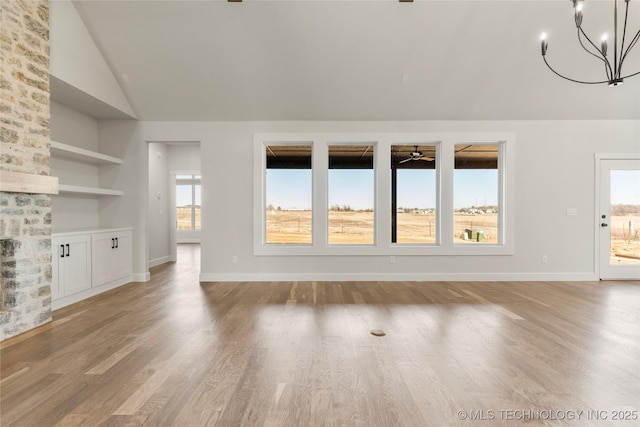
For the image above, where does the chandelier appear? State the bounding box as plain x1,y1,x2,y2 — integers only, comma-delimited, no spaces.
540,0,640,86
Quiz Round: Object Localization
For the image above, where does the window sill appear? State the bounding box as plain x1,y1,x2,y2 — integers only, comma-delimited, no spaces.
254,243,514,256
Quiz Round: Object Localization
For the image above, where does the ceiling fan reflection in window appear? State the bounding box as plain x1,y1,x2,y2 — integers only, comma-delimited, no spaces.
398,145,435,164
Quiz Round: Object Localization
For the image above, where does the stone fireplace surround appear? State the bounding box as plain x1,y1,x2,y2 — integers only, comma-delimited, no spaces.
1,0,55,340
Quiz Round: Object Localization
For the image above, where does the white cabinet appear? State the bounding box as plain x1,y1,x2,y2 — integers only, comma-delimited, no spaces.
92,230,132,288
51,228,132,310
51,234,92,298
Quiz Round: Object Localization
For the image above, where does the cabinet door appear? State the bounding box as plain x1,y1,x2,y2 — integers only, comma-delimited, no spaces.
50,237,64,300
112,231,132,281
63,235,92,296
92,233,115,288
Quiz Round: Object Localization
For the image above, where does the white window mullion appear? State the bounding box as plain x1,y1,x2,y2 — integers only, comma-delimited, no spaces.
313,140,328,248
190,175,196,230
376,139,391,251
439,137,455,251
501,140,515,249
253,140,267,250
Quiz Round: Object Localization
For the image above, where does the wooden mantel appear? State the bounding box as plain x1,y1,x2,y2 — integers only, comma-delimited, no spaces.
0,170,59,195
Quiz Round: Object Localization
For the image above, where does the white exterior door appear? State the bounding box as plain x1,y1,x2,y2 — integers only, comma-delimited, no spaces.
598,158,640,280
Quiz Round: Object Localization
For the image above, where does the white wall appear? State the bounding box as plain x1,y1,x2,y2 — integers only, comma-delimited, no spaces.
98,119,640,282
98,120,148,281
49,0,136,119
147,143,171,266
168,144,201,172
50,101,100,232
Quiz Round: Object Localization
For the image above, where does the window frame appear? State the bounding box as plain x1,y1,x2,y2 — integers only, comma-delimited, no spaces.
452,142,502,247
390,142,440,246
263,142,314,246
327,142,377,247
254,132,515,256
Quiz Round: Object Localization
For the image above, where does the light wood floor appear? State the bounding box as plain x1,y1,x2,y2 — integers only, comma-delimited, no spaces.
1,245,639,426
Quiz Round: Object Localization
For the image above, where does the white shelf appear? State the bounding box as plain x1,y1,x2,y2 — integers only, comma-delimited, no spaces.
58,184,123,197
51,141,123,165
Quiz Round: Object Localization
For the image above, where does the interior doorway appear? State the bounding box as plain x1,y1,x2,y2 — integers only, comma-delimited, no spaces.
147,141,201,270
597,156,640,280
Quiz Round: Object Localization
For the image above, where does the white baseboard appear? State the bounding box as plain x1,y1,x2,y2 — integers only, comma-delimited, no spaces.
199,272,598,282
132,272,151,282
52,275,133,311
148,255,172,269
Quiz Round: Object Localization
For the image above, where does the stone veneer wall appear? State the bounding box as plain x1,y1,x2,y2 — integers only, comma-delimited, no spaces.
0,0,52,340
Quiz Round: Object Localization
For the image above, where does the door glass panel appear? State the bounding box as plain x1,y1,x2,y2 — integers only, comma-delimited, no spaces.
609,170,640,265
194,184,201,230
176,184,193,230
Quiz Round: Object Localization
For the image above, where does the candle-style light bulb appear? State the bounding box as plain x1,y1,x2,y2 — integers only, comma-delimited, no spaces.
540,33,548,56
574,4,583,27
601,33,608,56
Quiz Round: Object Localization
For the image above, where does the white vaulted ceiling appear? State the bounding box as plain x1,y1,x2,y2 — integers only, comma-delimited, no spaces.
70,0,640,121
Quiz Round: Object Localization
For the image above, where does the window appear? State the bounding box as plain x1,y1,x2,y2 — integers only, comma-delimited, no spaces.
254,133,513,256
328,145,374,245
176,174,201,230
265,145,312,244
391,145,437,244
454,144,499,244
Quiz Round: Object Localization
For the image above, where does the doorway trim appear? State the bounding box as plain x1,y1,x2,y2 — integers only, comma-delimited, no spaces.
146,140,201,272
594,153,640,280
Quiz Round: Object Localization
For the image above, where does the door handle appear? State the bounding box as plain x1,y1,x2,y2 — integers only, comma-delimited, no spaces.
65,244,70,257
601,223,608,227
60,244,65,258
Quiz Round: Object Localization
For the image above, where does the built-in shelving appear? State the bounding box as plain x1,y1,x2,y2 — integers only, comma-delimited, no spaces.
50,141,123,165
51,140,123,198
58,184,123,197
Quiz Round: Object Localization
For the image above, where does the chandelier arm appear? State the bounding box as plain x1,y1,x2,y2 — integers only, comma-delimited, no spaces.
620,29,640,65
543,56,610,84
614,0,618,77
620,69,640,79
616,0,629,78
577,28,614,80
577,28,607,61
